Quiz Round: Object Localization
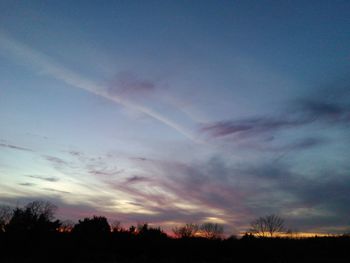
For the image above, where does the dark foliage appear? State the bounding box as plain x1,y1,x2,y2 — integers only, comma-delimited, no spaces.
5,201,60,234
137,223,167,240
0,205,12,232
72,216,110,236
0,201,349,263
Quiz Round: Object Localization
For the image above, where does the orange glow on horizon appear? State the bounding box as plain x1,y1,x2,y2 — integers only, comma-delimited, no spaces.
241,232,341,238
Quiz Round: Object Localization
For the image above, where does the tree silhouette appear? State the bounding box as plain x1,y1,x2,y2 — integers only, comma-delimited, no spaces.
0,205,12,232
72,216,110,235
137,223,167,239
0,200,349,263
250,214,285,237
129,225,137,234
25,201,57,221
5,201,60,234
111,220,123,232
199,222,224,239
172,223,199,238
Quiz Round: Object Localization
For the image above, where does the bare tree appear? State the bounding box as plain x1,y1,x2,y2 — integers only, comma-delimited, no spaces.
172,223,199,238
199,222,224,239
6,201,60,233
250,214,285,237
0,205,12,232
25,200,57,221
111,220,123,232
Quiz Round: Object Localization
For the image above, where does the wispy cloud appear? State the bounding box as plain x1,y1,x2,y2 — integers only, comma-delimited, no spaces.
27,175,60,182
201,96,350,140
0,142,33,152
237,137,328,154
89,169,124,177
42,188,71,194
68,151,82,157
19,182,35,187
108,71,155,97
298,99,350,123
44,155,68,166
200,116,306,138
7,150,350,234
0,32,197,141
125,175,151,184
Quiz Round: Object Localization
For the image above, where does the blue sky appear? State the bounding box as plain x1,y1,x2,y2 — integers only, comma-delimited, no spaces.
0,0,349,235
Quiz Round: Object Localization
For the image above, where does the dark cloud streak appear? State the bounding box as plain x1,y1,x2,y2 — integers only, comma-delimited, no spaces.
0,142,33,152
201,97,350,139
28,175,60,182
200,117,306,138
108,71,155,98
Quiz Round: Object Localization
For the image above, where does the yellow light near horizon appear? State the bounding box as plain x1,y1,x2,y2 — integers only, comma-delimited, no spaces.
204,217,227,224
241,232,340,238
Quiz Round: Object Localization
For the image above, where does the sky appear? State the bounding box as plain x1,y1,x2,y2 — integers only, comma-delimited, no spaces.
0,0,349,235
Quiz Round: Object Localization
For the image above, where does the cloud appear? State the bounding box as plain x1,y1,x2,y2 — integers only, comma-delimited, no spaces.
129,157,149,162
200,95,350,141
286,137,327,150
125,175,152,184
235,160,350,233
243,137,328,154
27,175,60,182
86,166,125,177
0,32,197,142
45,156,66,164
42,188,71,194
124,156,350,233
44,155,69,166
108,71,155,97
68,151,82,157
298,99,350,123
43,155,78,174
200,74,350,141
19,182,35,187
200,116,306,138
5,149,350,234
122,158,252,221
0,142,33,151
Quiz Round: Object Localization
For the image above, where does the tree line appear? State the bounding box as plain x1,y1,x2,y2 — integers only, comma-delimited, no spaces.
0,200,349,263
0,201,225,239
0,200,297,238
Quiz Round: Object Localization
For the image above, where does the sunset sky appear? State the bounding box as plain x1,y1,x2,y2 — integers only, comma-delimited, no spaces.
0,1,349,235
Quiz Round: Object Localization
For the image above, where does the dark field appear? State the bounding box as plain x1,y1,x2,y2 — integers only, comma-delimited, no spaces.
1,233,349,263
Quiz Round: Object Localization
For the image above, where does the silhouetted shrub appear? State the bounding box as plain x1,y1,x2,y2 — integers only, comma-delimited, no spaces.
137,223,167,239
5,201,60,234
0,205,12,232
72,215,110,236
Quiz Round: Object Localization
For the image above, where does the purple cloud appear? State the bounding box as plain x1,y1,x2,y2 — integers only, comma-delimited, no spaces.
125,175,152,184
200,117,305,138
200,95,350,140
44,155,68,165
108,71,155,98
